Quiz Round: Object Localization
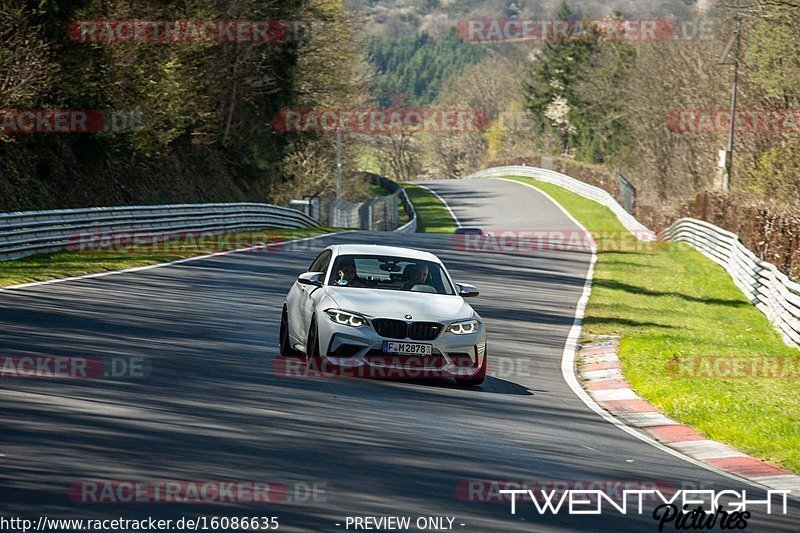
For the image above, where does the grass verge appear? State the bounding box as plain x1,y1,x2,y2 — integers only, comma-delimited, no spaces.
505,176,800,473
0,226,337,287
369,183,392,197
402,183,458,233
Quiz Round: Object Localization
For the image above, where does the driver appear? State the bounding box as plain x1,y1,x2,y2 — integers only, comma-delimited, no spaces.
335,257,364,286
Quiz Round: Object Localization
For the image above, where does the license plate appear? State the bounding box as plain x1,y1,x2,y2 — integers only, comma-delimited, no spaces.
382,341,432,356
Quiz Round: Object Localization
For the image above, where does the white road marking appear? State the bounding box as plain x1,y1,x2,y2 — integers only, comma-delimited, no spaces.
412,183,462,227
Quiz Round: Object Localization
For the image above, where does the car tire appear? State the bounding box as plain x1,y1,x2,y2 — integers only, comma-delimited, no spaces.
456,348,487,387
280,306,302,357
306,316,323,371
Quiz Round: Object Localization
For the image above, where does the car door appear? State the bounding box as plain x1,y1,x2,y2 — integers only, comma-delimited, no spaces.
298,249,332,344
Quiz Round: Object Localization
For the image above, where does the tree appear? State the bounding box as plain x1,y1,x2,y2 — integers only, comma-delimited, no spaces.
523,1,595,155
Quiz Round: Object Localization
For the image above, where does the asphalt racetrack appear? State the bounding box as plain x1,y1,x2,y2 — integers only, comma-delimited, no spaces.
2,179,797,532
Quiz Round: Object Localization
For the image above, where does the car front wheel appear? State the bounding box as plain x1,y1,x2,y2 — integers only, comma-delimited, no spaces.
280,306,302,357
306,317,323,370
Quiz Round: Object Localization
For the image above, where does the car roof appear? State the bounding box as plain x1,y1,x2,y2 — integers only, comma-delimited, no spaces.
329,244,441,263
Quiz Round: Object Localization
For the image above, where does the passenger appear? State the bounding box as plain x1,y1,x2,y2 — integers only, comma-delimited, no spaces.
402,263,429,290
399,264,416,286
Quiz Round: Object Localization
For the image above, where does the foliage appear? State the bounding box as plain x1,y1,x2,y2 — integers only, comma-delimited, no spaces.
366,29,488,107
523,2,592,154
0,0,364,211
523,4,638,163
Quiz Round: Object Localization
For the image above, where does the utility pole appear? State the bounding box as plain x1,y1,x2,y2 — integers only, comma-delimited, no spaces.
723,14,742,191
336,129,342,199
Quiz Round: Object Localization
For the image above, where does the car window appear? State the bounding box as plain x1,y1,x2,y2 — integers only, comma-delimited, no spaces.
308,250,332,274
327,255,454,295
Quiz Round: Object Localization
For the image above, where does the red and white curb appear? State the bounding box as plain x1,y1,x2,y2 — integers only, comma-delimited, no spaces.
578,336,800,494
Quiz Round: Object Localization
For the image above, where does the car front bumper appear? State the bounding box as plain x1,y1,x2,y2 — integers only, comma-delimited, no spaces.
316,316,487,379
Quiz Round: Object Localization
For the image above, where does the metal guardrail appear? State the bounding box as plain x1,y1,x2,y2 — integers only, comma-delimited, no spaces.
306,174,416,232
468,165,800,349
395,187,417,234
367,175,417,234
366,174,417,233
0,202,319,261
464,165,655,240
664,219,800,348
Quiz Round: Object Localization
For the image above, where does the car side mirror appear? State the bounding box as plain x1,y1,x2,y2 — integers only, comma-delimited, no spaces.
457,283,479,298
298,272,324,287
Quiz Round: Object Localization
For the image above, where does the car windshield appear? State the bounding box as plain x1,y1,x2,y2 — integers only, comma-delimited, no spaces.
328,255,454,295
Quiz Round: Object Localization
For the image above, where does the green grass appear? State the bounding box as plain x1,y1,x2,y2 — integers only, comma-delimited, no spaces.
505,176,800,473
0,226,336,287
369,184,392,197
402,183,458,233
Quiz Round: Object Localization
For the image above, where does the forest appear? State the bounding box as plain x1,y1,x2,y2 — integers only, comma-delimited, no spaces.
0,0,365,210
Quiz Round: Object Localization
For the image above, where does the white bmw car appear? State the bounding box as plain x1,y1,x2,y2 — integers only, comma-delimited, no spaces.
280,244,487,386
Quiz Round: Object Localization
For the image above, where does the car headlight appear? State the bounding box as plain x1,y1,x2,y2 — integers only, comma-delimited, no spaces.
447,319,480,335
324,309,367,327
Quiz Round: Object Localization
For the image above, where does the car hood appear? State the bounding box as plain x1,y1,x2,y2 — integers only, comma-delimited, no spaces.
325,287,474,322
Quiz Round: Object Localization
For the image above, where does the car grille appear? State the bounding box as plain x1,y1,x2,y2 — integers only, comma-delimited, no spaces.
372,319,407,339
371,319,443,340
408,322,443,341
